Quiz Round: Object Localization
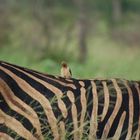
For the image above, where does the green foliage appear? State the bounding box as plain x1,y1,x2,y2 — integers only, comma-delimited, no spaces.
1,34,140,80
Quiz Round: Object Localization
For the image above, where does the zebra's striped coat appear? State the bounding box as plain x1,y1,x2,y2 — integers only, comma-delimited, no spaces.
0,61,140,140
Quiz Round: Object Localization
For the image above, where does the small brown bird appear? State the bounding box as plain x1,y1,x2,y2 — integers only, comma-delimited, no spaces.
61,61,72,78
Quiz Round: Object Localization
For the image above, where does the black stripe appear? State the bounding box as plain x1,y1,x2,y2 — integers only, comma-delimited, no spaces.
108,81,129,139
0,94,35,134
0,124,25,140
84,80,93,136
117,82,129,139
0,69,52,137
129,82,139,137
95,80,104,117
97,80,117,138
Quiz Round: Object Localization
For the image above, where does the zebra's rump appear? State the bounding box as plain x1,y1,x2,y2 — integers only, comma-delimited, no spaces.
0,61,140,140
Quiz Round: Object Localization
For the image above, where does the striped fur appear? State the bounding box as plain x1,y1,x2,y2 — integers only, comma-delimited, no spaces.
0,61,140,140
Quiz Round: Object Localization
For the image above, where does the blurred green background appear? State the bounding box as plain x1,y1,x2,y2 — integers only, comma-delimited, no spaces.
0,0,140,80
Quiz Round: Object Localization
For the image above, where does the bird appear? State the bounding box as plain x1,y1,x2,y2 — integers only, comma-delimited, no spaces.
60,61,72,78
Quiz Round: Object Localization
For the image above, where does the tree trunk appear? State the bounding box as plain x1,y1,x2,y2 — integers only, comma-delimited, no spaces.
78,15,87,63
112,0,122,24
74,0,88,63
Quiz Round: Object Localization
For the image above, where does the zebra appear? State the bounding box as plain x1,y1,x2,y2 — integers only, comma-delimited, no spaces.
0,61,140,140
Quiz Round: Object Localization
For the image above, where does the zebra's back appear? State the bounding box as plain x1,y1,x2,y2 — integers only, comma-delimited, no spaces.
0,61,140,140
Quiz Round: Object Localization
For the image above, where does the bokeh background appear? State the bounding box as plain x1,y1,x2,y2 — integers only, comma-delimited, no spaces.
0,0,140,80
